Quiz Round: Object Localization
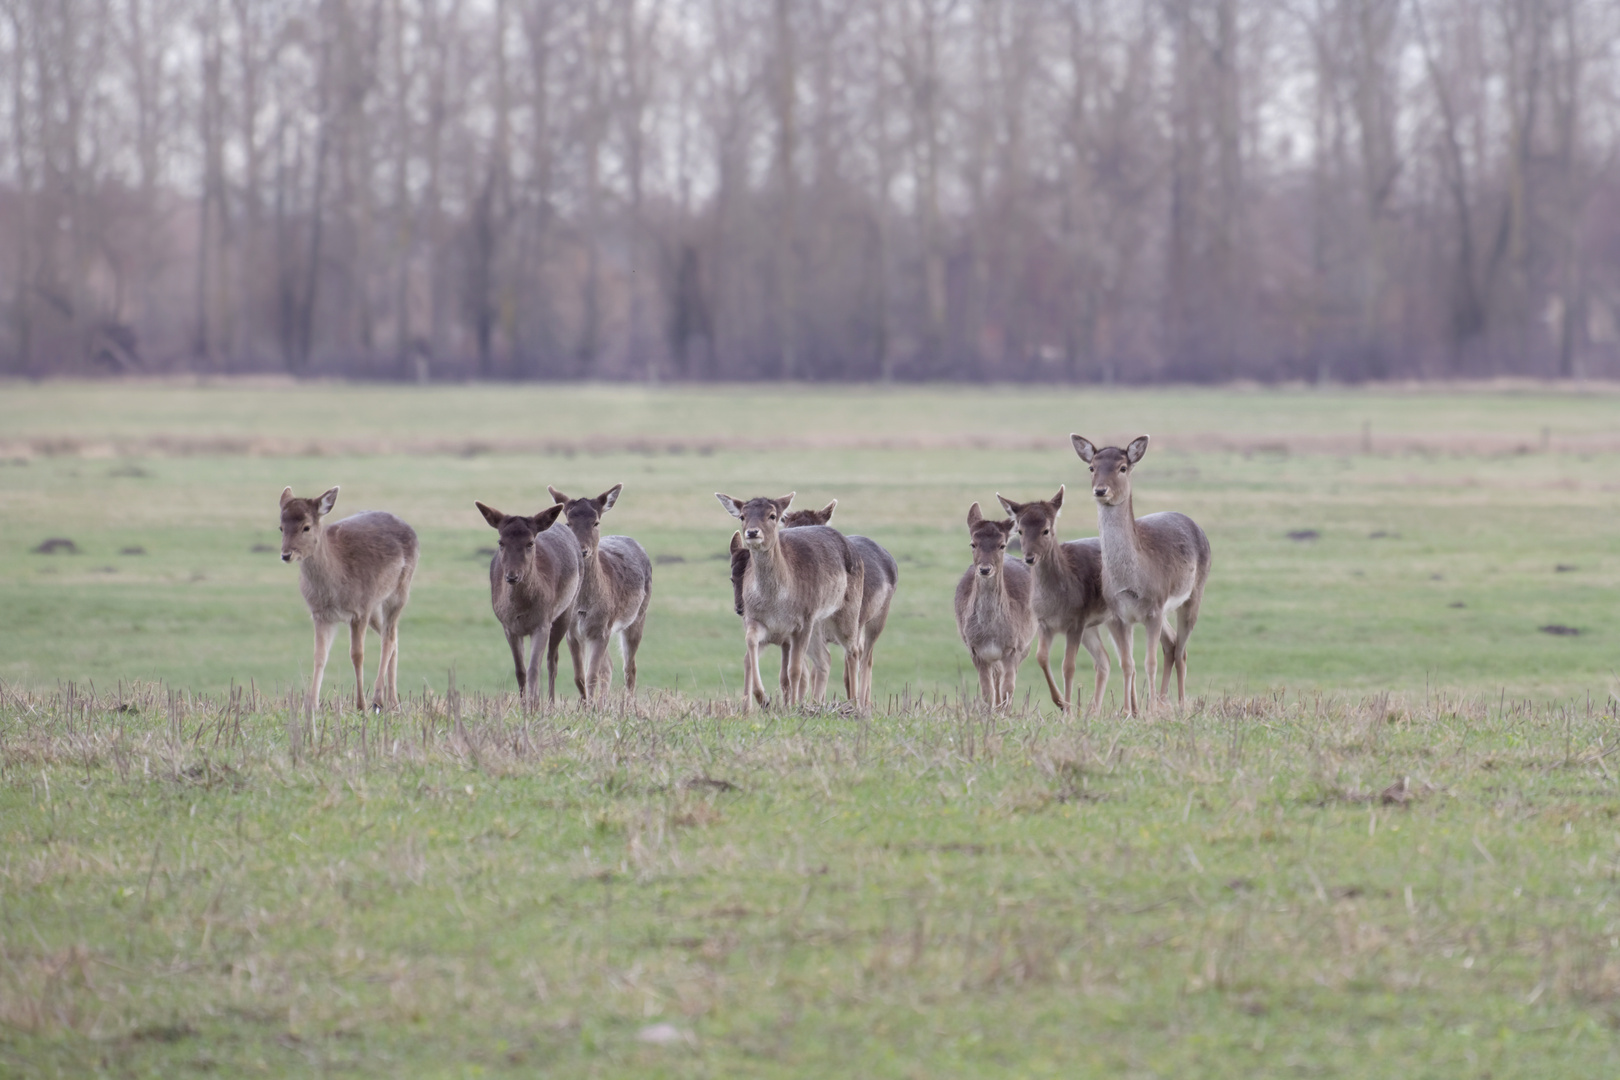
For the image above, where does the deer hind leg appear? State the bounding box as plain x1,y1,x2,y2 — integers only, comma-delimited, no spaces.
382,614,402,708
1171,596,1200,704
1140,612,1168,713
1079,625,1109,715
367,607,395,710
1034,629,1064,710
567,629,587,701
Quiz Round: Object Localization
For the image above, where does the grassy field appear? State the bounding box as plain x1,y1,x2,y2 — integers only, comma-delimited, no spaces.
2,380,1619,1075
0,381,1616,702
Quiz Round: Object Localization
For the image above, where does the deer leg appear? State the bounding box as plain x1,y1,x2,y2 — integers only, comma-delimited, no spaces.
526,633,547,712
975,657,995,707
1108,619,1136,717
383,616,402,708
778,643,792,699
744,625,768,709
348,617,368,712
567,629,587,701
1062,632,1083,715
545,616,568,706
1001,658,1018,709
1172,597,1200,704
1157,620,1178,701
308,620,339,722
1080,625,1109,715
1141,612,1166,713
621,625,643,697
1034,628,1064,710
506,630,528,703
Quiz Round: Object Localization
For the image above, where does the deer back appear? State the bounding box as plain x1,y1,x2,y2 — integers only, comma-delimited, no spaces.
302,512,418,622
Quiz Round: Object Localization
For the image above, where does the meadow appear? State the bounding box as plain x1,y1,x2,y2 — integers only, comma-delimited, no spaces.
1,380,1618,1076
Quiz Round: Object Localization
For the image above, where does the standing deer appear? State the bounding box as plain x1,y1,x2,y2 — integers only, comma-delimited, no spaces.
1071,434,1212,715
716,492,862,709
729,499,897,710
548,485,652,703
278,486,417,718
955,503,1037,709
996,486,1122,715
475,500,579,707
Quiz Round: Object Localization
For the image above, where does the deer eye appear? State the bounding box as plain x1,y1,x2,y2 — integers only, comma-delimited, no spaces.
1042,529,1050,535
302,525,310,532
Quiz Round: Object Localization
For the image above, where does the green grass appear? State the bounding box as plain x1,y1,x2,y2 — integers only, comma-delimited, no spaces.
2,380,1620,1075
3,686,1620,1076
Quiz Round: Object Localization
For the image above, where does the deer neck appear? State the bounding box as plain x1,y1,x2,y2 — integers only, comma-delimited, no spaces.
748,537,795,595
969,567,1011,623
577,548,610,605
1096,493,1143,580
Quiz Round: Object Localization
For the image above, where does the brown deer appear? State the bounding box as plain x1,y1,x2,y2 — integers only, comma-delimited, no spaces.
716,492,863,709
278,486,417,717
955,503,1037,709
548,485,652,703
1072,434,1212,715
474,500,579,707
995,486,1124,715
729,500,896,707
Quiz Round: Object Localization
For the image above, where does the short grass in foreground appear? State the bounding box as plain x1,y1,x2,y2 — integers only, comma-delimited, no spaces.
3,686,1620,1076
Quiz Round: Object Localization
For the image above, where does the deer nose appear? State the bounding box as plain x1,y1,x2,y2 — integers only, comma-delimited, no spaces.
1024,555,1036,565
1093,487,1108,498
504,573,519,584
978,565,992,577
745,529,761,540
281,553,291,563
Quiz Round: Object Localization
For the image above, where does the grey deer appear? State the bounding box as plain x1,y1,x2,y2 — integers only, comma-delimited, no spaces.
729,500,897,709
996,486,1124,715
717,493,863,710
475,500,579,707
548,485,652,703
278,486,417,717
1071,434,1212,715
954,503,1037,709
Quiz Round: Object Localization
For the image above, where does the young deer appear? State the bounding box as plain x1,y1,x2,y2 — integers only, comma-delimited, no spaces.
1071,434,1212,715
548,485,652,703
728,500,898,709
955,503,1037,709
475,501,579,707
279,486,417,717
996,486,1121,715
716,493,863,710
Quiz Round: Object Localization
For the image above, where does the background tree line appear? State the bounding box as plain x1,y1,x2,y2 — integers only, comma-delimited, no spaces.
2,0,1618,382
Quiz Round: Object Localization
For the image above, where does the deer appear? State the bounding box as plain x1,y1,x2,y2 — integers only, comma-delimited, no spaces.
955,503,1037,709
728,499,897,709
474,500,579,707
278,486,417,720
995,486,1126,715
1071,434,1212,716
548,485,652,704
716,492,863,710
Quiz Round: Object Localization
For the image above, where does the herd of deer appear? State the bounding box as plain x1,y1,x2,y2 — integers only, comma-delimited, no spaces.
275,434,1211,720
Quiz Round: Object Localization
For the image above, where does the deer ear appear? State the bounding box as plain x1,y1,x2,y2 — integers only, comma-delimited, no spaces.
995,493,1019,517
316,487,339,516
597,483,622,511
279,486,294,509
1071,434,1096,462
776,492,796,512
547,485,568,505
1125,435,1150,463
967,502,983,527
532,504,564,531
1051,485,1064,513
476,501,505,528
820,499,837,522
997,518,1016,535
716,493,743,519
729,531,743,554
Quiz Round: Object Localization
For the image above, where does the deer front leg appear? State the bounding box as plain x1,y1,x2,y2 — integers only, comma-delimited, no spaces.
526,633,547,711
308,620,339,721
999,659,1018,709
506,630,529,702
1107,619,1136,717
1141,611,1167,713
1062,632,1082,714
349,617,368,711
743,623,768,709
545,616,569,705
1080,625,1110,715
567,629,587,701
974,655,995,707
1034,628,1065,710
